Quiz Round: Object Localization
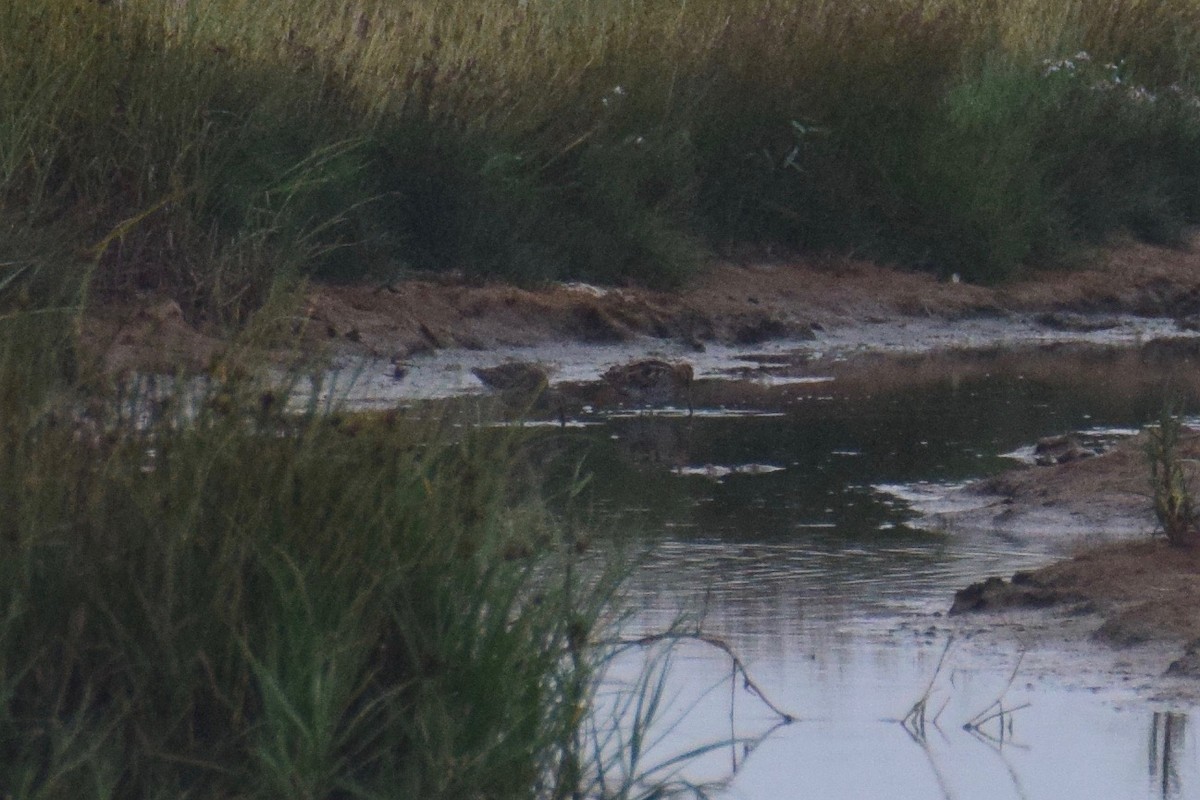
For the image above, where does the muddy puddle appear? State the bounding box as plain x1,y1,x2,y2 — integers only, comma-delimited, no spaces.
341,319,1200,798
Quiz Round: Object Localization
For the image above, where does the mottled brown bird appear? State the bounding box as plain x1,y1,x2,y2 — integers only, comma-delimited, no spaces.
471,362,550,394
602,359,694,413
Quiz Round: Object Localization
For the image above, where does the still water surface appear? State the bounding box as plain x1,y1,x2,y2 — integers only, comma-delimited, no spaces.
569,344,1200,799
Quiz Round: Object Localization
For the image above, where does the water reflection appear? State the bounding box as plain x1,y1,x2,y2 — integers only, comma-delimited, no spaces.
572,346,1200,799
1150,712,1189,799
891,707,1197,800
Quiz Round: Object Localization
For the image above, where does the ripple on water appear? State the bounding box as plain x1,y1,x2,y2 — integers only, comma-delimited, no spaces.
871,481,995,516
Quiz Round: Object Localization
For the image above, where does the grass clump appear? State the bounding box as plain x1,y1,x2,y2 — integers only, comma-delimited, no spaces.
0,255,625,797
7,0,1200,313
1146,405,1200,548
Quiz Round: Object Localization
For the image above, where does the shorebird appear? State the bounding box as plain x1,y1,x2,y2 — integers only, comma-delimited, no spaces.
471,361,550,394
602,358,694,413
472,361,570,425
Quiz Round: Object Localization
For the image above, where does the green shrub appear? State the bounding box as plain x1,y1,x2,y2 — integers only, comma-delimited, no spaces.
911,61,1061,280
1146,405,1200,548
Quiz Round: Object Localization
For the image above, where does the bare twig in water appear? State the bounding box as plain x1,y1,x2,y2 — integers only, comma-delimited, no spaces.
900,634,955,740
604,630,798,724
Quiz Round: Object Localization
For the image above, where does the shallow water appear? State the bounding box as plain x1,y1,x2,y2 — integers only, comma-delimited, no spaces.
565,341,1200,799
329,311,1197,404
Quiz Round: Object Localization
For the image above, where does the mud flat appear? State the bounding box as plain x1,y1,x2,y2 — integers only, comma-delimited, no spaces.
942,430,1200,694
88,236,1200,375
912,429,1160,545
303,236,1200,360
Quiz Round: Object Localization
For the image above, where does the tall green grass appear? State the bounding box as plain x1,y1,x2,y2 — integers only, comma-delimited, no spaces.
0,250,635,797
4,0,1200,314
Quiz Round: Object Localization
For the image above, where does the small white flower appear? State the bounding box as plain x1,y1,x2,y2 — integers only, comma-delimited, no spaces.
613,85,626,97
1042,57,1082,77
1128,85,1157,103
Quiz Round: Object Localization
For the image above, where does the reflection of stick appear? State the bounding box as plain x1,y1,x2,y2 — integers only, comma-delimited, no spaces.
966,723,1031,752
628,717,792,795
608,631,797,723
964,651,1025,732
1161,712,1185,798
964,725,1033,800
932,695,951,726
969,702,1031,731
728,664,738,772
897,721,957,800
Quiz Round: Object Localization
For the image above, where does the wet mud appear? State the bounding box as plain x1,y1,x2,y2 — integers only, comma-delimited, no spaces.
945,429,1200,685
88,235,1200,374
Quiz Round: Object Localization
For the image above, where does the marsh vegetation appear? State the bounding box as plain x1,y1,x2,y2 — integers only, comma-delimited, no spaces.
6,1,1200,795
0,255,637,797
5,0,1200,321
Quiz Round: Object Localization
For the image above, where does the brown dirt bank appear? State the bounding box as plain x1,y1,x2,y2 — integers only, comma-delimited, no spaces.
951,430,1200,675
964,430,1162,534
306,235,1200,359
88,235,1200,372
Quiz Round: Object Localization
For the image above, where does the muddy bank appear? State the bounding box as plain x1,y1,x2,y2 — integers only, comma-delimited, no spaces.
89,236,1200,373
953,542,1200,646
920,429,1161,543
306,237,1200,359
947,429,1200,678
